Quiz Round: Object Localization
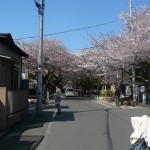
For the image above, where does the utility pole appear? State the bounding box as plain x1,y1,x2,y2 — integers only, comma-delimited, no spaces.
129,0,136,105
115,70,120,106
129,0,133,30
35,0,45,116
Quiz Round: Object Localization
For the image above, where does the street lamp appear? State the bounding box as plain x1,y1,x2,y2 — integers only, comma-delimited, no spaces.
35,0,45,116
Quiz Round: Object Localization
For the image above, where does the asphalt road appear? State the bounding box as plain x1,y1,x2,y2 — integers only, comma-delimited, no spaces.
36,97,150,150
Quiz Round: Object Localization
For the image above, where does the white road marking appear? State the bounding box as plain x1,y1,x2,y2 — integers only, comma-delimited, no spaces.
36,109,57,150
95,100,143,109
94,100,115,108
52,111,57,118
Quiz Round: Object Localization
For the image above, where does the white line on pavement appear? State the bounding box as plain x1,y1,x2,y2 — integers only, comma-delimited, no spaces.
36,110,57,150
94,100,115,108
52,111,57,118
95,100,143,109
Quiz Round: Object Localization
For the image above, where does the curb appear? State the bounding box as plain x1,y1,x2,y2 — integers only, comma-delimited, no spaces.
96,98,146,109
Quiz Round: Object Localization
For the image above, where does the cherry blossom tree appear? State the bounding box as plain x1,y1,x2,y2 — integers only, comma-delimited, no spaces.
14,5,150,99
90,5,150,76
89,5,150,102
71,48,104,92
16,39,73,93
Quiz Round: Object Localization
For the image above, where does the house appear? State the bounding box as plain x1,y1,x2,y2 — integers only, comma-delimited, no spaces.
0,33,28,129
100,78,116,95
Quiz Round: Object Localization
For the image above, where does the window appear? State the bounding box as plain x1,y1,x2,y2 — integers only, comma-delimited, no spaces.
11,66,19,89
67,89,74,92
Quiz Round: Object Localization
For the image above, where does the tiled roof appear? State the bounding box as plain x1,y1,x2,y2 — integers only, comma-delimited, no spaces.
101,78,115,85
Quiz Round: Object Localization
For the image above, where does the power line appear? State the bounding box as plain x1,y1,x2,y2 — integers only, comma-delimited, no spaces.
133,7,150,20
16,20,118,40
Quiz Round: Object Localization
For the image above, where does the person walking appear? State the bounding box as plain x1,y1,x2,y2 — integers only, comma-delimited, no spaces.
54,85,62,114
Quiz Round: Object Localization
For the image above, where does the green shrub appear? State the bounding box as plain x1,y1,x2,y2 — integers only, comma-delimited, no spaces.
105,90,112,97
100,90,112,97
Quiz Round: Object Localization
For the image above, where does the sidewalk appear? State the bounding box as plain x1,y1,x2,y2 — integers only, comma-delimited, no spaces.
96,96,145,109
0,102,55,150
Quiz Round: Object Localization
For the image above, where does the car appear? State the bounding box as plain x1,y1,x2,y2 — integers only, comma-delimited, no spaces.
65,88,75,97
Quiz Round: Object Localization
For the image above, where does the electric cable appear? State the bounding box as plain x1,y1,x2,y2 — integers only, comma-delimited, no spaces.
15,20,118,40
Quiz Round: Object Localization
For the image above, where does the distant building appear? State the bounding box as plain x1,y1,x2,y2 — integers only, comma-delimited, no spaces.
100,78,115,94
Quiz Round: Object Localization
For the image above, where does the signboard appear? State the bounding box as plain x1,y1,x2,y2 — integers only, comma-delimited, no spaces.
125,86,131,96
140,86,145,93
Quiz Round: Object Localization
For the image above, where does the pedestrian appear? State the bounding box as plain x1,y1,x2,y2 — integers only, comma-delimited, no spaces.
77,89,80,96
54,85,62,114
120,91,124,105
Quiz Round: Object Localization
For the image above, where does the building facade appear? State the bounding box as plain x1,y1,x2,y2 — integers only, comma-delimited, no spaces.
0,33,28,129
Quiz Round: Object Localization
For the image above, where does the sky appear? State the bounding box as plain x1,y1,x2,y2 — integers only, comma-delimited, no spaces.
0,0,150,53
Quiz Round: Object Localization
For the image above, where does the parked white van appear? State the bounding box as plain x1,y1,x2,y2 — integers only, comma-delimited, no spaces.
65,88,75,97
